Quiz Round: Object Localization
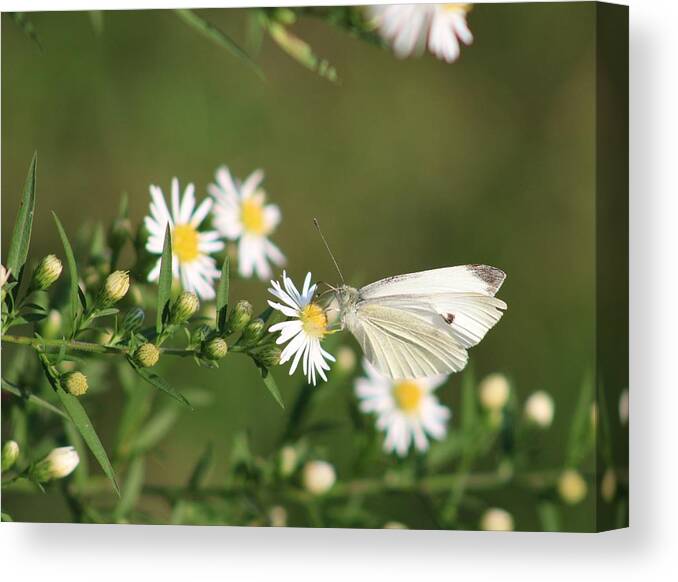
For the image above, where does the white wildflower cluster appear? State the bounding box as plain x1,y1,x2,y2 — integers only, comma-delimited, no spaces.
144,167,286,300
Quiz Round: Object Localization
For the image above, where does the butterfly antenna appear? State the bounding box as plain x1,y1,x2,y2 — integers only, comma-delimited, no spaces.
313,218,345,284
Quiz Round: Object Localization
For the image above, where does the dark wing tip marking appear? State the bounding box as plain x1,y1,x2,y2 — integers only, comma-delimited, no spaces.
443,313,455,324
467,264,506,294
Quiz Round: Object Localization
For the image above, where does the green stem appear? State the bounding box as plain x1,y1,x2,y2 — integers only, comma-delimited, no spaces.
1,333,246,358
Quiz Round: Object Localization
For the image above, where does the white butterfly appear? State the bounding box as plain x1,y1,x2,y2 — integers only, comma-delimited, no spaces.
333,265,507,380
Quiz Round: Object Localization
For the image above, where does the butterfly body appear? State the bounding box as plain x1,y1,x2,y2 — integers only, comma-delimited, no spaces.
334,265,507,380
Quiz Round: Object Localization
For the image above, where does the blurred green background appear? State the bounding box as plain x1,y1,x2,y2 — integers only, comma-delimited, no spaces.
3,3,604,529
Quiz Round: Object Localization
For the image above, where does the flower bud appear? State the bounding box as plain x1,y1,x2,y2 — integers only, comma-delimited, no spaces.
480,508,514,531
255,345,282,368
0,264,10,288
228,300,252,332
558,469,587,505
269,505,288,527
601,468,617,502
243,318,266,344
619,389,629,426
99,270,130,305
61,371,88,397
202,337,228,360
134,343,160,368
40,309,63,339
336,346,356,373
524,390,554,428
30,446,79,482
171,291,200,324
302,460,336,495
32,254,63,290
383,521,407,529
479,373,510,411
279,446,298,477
122,307,145,333
1,440,20,471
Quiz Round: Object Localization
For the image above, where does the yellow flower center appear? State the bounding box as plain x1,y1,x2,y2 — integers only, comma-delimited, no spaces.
393,380,424,413
241,198,266,235
172,223,200,263
300,303,328,338
443,3,472,14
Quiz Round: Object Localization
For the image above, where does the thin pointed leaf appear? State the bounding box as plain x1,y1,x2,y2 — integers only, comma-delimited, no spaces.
130,363,192,409
156,225,172,334
114,456,145,519
216,255,230,332
188,442,214,490
56,387,120,496
52,212,81,336
260,368,284,408
132,405,181,453
175,9,263,79
1,378,70,420
6,152,37,279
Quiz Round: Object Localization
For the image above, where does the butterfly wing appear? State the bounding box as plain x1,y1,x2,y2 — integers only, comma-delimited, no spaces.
359,265,507,349
347,300,468,379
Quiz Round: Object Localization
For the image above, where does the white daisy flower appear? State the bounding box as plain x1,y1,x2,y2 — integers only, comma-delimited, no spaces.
368,3,473,63
208,166,285,280
145,178,224,300
355,358,451,456
267,271,335,386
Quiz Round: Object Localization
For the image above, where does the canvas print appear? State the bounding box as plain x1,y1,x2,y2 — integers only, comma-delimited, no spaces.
1,2,628,532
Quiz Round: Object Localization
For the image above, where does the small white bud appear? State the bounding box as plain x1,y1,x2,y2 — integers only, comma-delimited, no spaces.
302,460,336,495
558,469,587,505
336,346,356,373
31,446,80,482
601,468,617,502
480,508,514,531
279,446,298,477
61,371,88,397
268,505,287,527
0,264,10,288
479,373,510,411
100,270,130,305
32,254,63,290
2,440,20,471
524,390,554,428
619,389,629,426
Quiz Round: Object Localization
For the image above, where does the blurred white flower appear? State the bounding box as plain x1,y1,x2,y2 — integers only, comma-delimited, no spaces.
558,469,587,505
619,389,629,426
367,3,473,63
279,445,299,477
145,178,223,300
383,521,408,529
479,373,510,411
302,460,336,495
524,390,554,428
480,507,514,531
268,271,335,386
209,166,285,280
355,358,450,457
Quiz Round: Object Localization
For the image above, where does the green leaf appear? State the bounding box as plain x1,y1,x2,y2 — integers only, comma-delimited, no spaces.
64,416,89,490
1,378,70,420
114,456,145,520
56,387,120,496
89,10,104,36
156,225,173,334
260,367,284,408
52,212,81,336
130,363,192,409
188,442,214,491
267,21,338,83
10,13,42,52
566,373,595,466
1,512,13,522
175,9,263,79
133,405,181,453
216,255,230,332
6,152,37,280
